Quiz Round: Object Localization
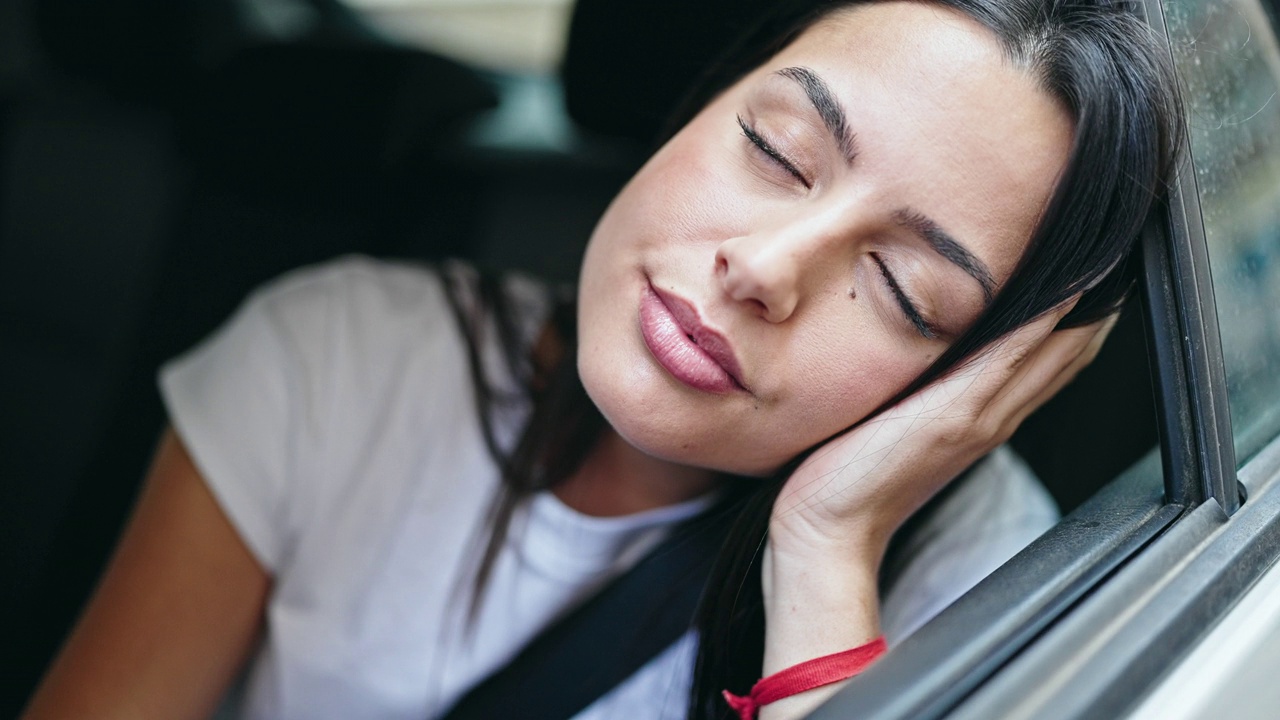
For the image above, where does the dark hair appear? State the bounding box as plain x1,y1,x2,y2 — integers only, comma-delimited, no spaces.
446,0,1182,717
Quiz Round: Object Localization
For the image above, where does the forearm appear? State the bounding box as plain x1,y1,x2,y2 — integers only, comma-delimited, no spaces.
758,537,884,720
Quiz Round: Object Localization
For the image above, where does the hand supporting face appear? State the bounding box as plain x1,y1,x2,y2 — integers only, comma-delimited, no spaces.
756,300,1115,719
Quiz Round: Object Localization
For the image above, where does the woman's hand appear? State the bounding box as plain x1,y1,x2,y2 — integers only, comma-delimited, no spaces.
757,302,1115,719
771,299,1114,561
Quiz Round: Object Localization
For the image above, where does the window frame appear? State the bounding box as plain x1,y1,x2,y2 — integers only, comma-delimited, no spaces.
1141,0,1240,513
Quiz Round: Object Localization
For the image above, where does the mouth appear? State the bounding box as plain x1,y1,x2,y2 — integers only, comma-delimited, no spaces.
639,281,749,395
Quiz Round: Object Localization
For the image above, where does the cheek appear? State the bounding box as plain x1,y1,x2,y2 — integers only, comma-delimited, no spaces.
780,325,937,442
614,131,756,250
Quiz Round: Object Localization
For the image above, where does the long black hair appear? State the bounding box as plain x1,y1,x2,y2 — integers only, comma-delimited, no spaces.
444,0,1182,717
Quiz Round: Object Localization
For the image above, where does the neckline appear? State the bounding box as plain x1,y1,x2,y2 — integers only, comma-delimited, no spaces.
512,489,722,580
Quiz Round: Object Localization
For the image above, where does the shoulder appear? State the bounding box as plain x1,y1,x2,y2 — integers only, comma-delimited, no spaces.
161,255,477,441
944,445,1059,532
157,255,554,570
246,254,455,340
881,446,1058,642
235,254,556,389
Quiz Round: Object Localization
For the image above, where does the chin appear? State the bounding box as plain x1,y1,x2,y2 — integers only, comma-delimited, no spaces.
579,353,784,478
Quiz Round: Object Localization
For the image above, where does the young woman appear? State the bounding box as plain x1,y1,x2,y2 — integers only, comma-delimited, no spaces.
23,1,1181,719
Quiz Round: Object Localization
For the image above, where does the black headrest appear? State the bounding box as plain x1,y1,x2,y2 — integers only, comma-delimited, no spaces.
182,43,497,185
31,0,229,101
560,0,775,145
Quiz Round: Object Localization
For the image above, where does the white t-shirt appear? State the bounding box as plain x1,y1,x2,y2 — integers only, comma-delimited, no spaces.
159,256,1057,720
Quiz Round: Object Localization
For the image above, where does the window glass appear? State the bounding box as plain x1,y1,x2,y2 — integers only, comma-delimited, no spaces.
1163,0,1280,463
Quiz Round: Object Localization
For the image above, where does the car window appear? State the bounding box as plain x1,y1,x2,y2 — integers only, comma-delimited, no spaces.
1163,0,1280,465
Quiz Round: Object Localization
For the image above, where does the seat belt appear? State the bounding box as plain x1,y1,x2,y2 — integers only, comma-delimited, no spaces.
440,463,979,719
439,497,739,720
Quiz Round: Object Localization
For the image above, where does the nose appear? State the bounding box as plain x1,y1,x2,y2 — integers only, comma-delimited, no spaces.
714,211,848,323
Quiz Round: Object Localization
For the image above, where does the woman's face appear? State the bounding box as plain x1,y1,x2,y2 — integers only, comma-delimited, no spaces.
577,1,1073,476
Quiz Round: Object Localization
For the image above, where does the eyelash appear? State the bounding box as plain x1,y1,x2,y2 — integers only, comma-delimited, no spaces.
736,115,810,188
871,253,938,340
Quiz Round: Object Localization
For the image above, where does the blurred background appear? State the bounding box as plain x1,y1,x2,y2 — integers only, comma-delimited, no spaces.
9,0,1265,714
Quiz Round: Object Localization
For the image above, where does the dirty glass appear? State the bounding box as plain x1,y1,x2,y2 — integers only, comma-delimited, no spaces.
1162,0,1280,464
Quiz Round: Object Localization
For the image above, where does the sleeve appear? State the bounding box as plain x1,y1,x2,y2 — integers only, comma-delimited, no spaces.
158,256,549,576
157,262,349,572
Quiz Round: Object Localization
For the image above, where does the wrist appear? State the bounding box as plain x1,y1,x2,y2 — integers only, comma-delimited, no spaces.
751,541,883,719
765,511,891,586
760,539,881,675
726,637,888,720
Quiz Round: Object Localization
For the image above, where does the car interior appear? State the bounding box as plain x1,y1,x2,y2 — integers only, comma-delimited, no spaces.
2,0,1256,715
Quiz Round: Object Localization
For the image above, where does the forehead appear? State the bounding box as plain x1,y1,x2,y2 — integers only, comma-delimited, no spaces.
748,1,1074,284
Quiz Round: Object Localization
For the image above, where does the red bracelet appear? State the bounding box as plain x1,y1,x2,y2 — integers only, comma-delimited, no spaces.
721,636,887,720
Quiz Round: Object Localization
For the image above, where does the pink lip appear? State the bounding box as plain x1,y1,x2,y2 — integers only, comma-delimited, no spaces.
639,282,748,394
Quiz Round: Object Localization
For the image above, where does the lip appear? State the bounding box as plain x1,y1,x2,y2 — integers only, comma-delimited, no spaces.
639,282,748,394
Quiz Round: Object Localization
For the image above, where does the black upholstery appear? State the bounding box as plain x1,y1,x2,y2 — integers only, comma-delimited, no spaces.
562,0,774,146
0,91,180,710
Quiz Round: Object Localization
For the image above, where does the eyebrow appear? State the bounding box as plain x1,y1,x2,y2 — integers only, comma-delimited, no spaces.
893,208,997,303
776,66,857,164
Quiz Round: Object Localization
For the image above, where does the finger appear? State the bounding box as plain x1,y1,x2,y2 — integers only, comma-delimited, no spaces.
928,294,1083,410
964,293,1084,372
989,312,1118,432
1012,312,1118,420
859,296,1089,451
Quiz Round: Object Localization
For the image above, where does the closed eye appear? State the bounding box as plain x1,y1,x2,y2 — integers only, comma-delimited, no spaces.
871,253,938,340
736,115,810,188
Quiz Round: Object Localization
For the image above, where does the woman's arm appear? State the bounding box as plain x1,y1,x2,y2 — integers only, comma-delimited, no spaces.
22,428,271,720
759,305,1114,719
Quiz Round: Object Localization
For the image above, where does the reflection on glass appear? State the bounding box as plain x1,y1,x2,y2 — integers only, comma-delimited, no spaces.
1163,0,1280,463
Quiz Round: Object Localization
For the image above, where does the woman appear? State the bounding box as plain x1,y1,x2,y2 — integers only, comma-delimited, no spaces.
23,0,1180,719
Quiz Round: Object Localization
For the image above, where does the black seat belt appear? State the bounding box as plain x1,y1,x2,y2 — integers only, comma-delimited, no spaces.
440,463,980,719
440,498,739,720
